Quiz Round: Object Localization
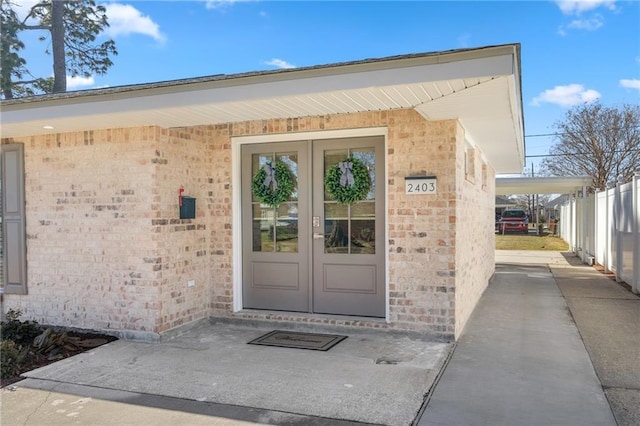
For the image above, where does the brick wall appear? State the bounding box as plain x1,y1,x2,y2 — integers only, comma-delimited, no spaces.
151,128,220,333
1,129,160,335
454,139,496,338
2,108,496,340
0,178,3,287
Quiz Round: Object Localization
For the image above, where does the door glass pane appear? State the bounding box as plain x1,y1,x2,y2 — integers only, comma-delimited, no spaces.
325,203,348,219
251,151,299,252
324,149,348,199
352,148,376,200
251,153,272,203
351,201,374,218
323,147,376,254
325,219,349,253
276,203,298,252
252,203,274,252
351,219,375,254
277,152,299,202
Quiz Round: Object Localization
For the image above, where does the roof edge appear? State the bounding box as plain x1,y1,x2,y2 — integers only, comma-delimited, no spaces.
1,43,520,109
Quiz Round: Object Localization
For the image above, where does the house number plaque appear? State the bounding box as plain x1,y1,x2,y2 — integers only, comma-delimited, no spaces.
405,176,437,195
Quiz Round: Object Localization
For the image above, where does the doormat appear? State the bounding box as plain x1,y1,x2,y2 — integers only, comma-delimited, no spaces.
248,330,347,351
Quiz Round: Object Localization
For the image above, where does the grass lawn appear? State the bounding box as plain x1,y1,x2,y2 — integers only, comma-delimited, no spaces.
495,234,569,251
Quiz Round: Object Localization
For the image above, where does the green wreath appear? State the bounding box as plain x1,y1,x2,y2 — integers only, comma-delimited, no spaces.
325,157,372,204
252,161,295,208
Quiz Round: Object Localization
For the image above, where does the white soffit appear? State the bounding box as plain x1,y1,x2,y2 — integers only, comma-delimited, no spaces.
496,176,593,195
1,45,524,172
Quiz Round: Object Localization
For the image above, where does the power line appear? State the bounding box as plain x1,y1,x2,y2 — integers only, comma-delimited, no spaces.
526,148,640,158
525,125,640,139
525,132,564,138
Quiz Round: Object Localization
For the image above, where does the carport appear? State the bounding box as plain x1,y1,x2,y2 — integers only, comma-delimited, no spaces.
496,176,592,263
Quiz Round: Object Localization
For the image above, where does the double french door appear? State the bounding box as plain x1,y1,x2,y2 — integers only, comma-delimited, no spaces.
241,136,385,317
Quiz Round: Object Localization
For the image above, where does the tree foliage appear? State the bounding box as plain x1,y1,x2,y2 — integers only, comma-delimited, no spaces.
0,0,117,99
541,102,640,190
1,0,27,98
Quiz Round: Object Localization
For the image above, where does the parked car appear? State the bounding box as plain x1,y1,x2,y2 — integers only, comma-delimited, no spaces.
497,209,529,234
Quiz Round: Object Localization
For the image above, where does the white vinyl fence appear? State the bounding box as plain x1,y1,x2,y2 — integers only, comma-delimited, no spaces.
558,172,640,294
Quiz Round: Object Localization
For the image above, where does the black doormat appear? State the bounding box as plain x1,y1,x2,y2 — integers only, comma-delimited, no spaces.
248,330,347,351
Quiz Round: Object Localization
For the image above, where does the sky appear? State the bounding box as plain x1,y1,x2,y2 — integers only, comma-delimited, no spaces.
11,0,640,174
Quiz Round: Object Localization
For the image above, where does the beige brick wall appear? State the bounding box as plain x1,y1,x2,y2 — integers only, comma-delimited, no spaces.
454,138,496,338
2,129,160,335
2,108,497,340
151,128,216,333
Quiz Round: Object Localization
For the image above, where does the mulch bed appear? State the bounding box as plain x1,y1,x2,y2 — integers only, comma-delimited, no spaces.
1,331,118,388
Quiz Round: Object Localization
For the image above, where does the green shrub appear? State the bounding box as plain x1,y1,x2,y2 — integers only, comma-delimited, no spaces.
1,309,41,346
0,340,26,378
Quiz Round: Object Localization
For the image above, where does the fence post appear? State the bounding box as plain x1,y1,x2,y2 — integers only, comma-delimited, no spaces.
633,171,639,294
571,191,580,256
615,175,624,283
603,185,610,273
581,185,588,264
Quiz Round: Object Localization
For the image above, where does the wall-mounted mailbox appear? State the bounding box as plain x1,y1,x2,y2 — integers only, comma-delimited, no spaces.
180,196,196,219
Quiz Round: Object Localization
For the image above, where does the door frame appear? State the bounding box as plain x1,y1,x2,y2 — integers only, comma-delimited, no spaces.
231,127,389,320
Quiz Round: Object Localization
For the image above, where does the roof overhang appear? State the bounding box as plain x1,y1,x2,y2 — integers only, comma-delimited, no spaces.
1,44,524,173
496,176,593,195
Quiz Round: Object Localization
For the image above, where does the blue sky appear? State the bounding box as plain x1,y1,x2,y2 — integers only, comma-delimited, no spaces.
14,0,640,173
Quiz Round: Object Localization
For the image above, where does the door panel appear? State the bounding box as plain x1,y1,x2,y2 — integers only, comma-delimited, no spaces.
312,137,385,317
241,142,309,312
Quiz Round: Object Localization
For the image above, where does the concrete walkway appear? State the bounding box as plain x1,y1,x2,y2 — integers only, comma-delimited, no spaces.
419,251,618,426
551,258,640,426
2,250,638,425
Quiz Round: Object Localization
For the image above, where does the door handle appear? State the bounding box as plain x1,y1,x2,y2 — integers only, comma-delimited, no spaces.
313,233,325,239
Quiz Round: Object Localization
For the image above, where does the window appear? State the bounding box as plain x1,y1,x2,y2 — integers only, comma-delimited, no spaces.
464,142,476,184
482,162,488,190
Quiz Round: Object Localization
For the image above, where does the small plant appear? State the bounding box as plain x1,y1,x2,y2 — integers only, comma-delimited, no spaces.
0,340,28,378
1,309,41,346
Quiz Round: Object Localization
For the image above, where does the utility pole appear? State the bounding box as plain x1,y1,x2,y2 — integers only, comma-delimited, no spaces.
532,162,540,236
532,163,536,235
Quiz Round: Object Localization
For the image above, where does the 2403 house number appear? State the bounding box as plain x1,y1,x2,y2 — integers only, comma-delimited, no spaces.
405,177,437,195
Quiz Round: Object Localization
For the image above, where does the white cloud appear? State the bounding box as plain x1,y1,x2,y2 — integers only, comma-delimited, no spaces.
264,59,296,69
104,3,165,42
620,79,640,91
12,0,39,21
566,16,604,30
67,75,95,89
559,15,604,34
14,1,165,43
556,0,617,15
205,0,247,9
531,84,601,107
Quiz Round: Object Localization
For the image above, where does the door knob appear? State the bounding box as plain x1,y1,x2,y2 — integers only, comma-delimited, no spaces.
313,233,325,239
